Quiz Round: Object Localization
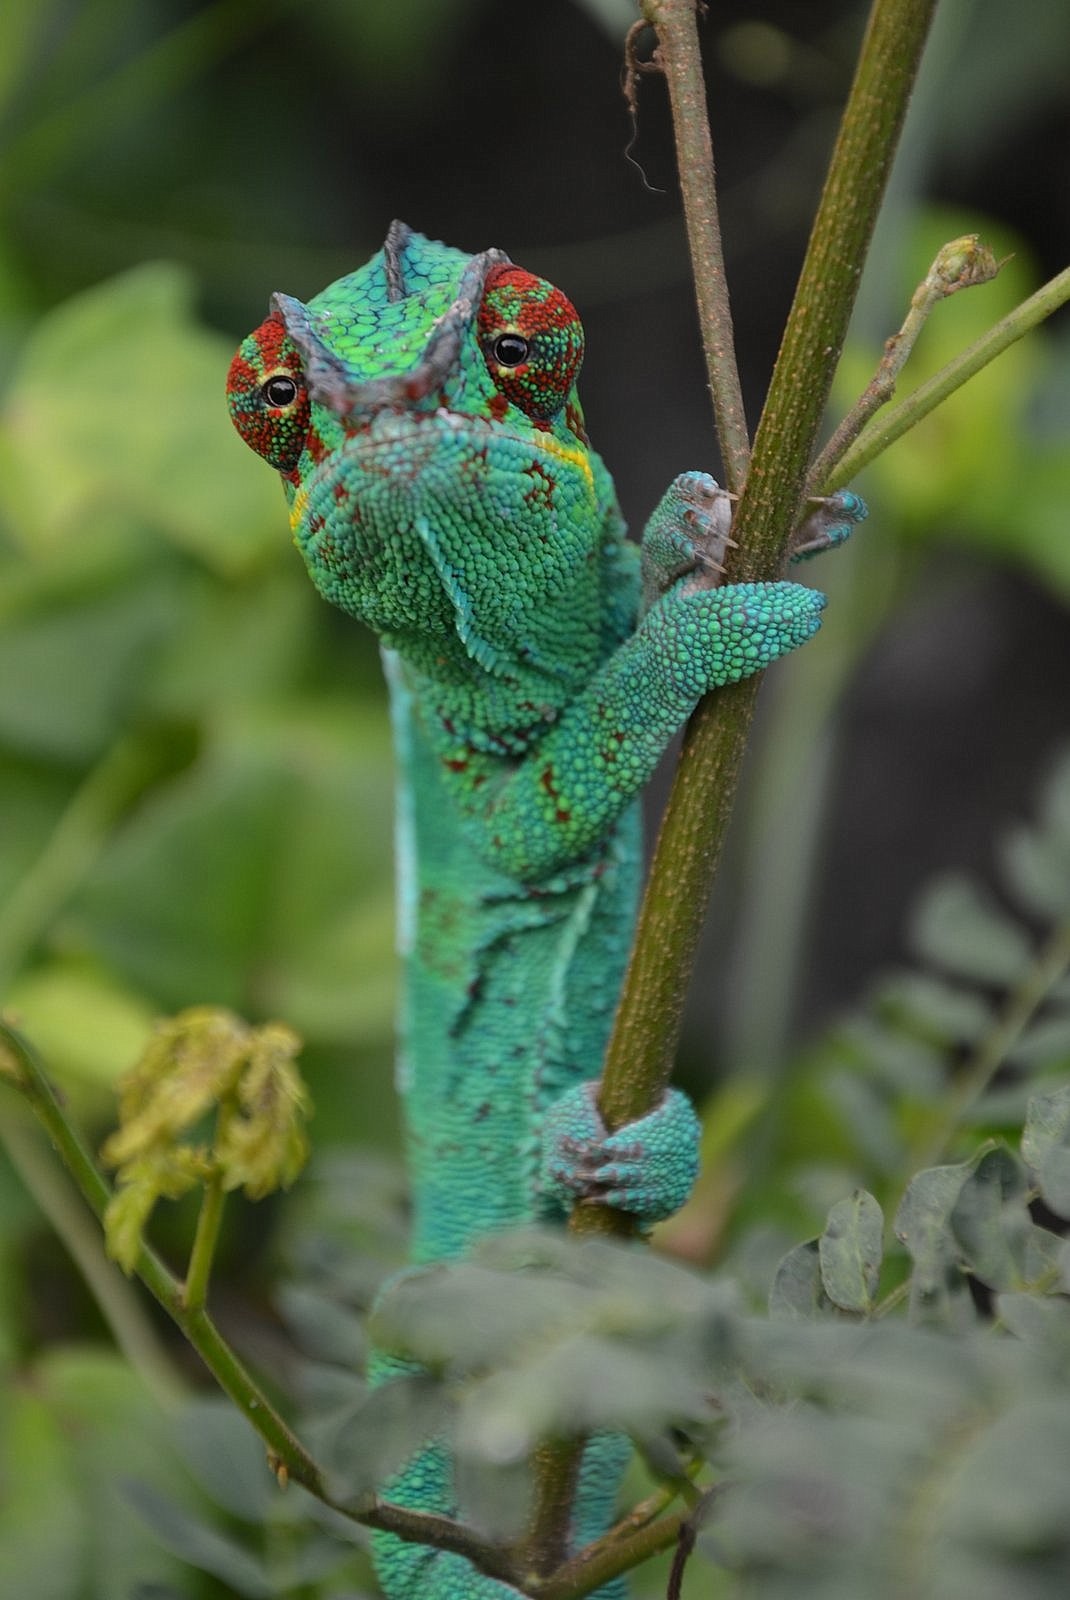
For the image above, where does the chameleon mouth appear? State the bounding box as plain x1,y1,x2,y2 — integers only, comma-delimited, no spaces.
272,220,509,425
298,405,597,507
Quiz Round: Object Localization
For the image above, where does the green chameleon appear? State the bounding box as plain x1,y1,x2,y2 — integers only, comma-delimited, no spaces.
226,221,865,1598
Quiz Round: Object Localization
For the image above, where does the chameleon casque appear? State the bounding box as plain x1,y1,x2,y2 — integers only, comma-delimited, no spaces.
226,221,865,1598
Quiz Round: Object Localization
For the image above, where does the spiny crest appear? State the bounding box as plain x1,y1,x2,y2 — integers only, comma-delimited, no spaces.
478,264,584,423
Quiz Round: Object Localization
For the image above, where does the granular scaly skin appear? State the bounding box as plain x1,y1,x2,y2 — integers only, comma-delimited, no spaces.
226,223,866,1598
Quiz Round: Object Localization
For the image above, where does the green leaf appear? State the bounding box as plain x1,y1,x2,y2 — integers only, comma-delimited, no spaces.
458,1333,713,1461
4,961,154,1089
67,708,394,1033
875,971,992,1044
999,822,1070,920
940,1396,1070,1556
949,1145,1033,1290
0,1374,88,1600
1007,1012,1070,1069
910,873,1032,985
1022,1084,1070,1217
0,576,182,761
1,263,283,574
824,1069,903,1172
996,1292,1070,1367
842,1019,945,1100
0,1350,191,1600
372,1259,590,1372
769,1239,833,1320
315,1374,453,1502
819,1191,883,1313
124,1480,273,1597
276,1284,367,1368
171,1398,275,1524
894,1155,980,1321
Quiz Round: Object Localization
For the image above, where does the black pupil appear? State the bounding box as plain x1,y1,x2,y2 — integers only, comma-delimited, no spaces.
493,334,529,368
264,375,298,407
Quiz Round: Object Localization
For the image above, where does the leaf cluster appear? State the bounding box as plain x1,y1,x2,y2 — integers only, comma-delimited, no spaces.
100,1006,310,1272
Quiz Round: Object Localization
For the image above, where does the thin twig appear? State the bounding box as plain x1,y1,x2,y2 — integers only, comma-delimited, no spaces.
630,2,750,489
533,1502,693,1600
0,1019,526,1590
824,262,1070,492
0,1113,185,1404
804,233,1001,499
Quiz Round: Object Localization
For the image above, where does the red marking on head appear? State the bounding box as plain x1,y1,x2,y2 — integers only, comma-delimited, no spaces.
565,401,590,446
478,264,584,422
306,427,328,463
226,310,311,474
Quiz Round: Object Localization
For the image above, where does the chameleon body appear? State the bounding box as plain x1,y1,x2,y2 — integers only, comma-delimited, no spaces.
226,222,865,1598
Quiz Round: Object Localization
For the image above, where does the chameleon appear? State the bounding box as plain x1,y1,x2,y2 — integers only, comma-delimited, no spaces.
226,221,865,1597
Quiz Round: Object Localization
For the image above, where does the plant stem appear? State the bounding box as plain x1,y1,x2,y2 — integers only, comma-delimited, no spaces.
0,1112,184,1404
184,1166,227,1314
587,0,938,1177
0,1018,535,1587
525,1437,583,1577
532,1498,693,1600
0,1021,324,1483
633,0,749,489
0,734,156,988
824,263,1070,491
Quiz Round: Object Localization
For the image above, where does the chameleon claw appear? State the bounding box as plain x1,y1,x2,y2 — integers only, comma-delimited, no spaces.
791,489,868,562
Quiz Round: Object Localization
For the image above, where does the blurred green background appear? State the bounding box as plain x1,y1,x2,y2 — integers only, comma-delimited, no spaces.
0,1,1067,1595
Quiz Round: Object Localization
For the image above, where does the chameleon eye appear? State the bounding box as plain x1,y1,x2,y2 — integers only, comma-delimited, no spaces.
492,334,530,368
478,264,584,422
262,374,300,408
226,311,311,476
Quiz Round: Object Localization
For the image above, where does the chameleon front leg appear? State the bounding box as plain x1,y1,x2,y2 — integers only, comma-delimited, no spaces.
640,473,867,596
430,577,827,884
537,473,866,1224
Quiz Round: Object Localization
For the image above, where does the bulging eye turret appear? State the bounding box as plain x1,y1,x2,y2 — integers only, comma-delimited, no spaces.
226,311,311,476
478,265,584,422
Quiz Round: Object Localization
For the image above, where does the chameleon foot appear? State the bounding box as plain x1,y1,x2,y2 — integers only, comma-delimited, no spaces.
541,1082,700,1223
640,470,737,611
791,489,868,561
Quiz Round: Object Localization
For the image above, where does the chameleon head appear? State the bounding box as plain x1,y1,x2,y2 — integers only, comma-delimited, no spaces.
226,222,601,679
